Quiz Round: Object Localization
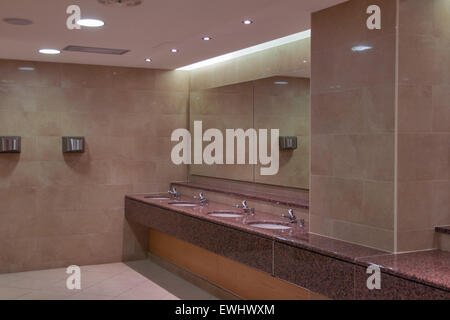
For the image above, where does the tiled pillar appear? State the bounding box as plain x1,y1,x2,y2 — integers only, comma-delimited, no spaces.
311,0,449,253
310,0,397,252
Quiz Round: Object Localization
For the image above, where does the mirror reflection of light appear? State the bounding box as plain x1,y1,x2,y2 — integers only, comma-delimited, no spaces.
177,29,311,71
18,67,35,71
351,45,373,52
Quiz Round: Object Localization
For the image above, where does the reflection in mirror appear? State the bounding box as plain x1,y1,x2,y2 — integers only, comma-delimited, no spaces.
190,81,254,182
254,76,310,189
189,73,310,190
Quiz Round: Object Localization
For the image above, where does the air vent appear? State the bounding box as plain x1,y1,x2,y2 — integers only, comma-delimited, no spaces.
3,18,33,25
98,0,142,7
63,45,130,55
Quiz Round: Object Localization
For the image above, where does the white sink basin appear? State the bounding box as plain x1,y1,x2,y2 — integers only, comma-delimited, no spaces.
248,222,292,230
208,211,244,218
169,202,200,207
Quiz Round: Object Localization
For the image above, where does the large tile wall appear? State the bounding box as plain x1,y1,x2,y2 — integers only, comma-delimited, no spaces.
310,0,397,251
396,0,450,251
0,60,189,272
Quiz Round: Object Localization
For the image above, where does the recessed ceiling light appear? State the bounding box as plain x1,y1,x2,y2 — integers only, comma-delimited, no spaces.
274,81,289,85
242,19,253,25
202,36,212,41
3,17,33,25
145,58,152,62
39,49,61,55
77,18,105,27
171,48,178,53
351,45,372,52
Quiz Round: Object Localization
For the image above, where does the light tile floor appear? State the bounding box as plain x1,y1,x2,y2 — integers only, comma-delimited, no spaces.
0,259,219,300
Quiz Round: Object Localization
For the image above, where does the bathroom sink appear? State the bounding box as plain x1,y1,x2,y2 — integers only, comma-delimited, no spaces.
144,195,171,200
248,221,292,230
208,211,244,218
169,201,201,207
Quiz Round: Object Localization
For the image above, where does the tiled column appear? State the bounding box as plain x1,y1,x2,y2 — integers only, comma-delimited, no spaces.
311,0,449,253
310,0,397,252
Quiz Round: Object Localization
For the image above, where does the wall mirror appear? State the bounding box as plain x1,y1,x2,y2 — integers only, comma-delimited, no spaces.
189,71,310,190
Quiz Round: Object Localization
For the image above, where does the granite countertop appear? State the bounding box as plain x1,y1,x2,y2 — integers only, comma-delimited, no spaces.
357,250,450,292
126,193,450,292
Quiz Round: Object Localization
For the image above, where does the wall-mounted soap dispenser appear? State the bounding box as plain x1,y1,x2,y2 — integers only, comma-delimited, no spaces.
62,137,85,153
0,136,21,153
279,136,297,151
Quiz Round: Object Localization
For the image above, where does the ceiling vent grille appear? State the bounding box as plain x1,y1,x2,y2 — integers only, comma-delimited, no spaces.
98,0,142,7
3,18,33,25
63,45,130,55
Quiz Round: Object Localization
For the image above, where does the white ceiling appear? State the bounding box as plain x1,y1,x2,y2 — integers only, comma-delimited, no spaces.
0,0,346,70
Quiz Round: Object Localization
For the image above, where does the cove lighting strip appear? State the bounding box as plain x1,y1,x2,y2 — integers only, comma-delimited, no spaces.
176,29,311,71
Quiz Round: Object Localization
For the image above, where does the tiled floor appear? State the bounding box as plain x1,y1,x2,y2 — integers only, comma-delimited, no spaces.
0,259,219,300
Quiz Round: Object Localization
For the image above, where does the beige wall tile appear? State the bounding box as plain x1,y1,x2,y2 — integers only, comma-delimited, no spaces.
397,229,437,252
398,133,449,181
432,85,450,132
398,181,434,231
0,60,61,87
0,59,189,273
398,85,433,132
310,176,363,224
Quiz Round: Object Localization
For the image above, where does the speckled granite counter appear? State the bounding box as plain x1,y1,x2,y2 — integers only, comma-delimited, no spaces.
125,194,450,300
357,250,450,292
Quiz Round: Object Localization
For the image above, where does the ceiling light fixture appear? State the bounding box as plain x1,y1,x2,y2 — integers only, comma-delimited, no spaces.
145,58,152,62
242,19,253,25
77,18,105,27
351,45,373,52
171,48,178,53
39,49,61,55
274,81,289,85
202,36,212,41
177,29,311,71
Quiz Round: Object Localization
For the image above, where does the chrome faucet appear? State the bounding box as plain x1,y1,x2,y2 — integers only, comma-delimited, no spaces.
299,218,305,228
168,186,179,198
282,209,297,223
193,192,208,205
236,200,255,216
